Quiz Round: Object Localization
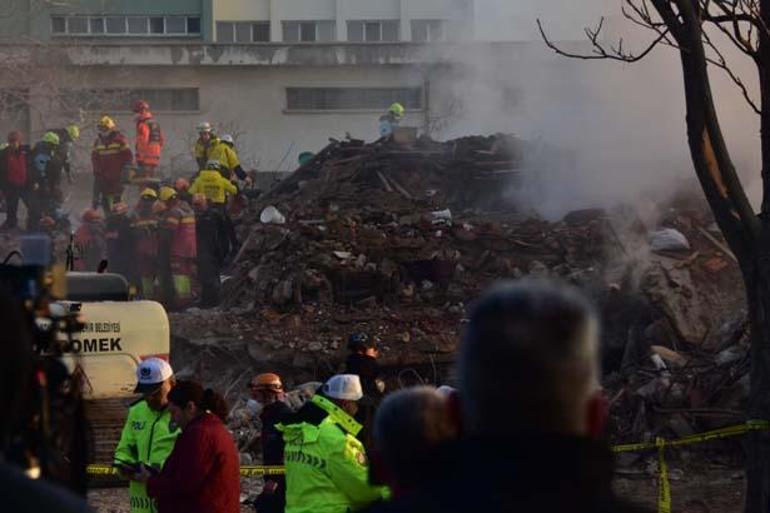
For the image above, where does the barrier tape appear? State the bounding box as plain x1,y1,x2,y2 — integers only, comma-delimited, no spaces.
86,464,285,477
611,420,770,513
87,420,770,513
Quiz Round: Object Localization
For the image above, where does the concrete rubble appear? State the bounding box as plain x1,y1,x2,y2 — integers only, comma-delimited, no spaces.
166,134,749,459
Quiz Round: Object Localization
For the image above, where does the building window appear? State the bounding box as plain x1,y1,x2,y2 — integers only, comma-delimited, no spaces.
411,20,446,42
51,15,201,36
217,21,271,43
282,21,335,42
63,88,200,112
285,87,423,111
347,20,399,42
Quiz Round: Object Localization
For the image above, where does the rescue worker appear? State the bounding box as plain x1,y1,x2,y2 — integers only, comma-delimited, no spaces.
193,122,218,171
174,177,192,205
378,103,404,138
188,160,238,207
277,374,386,513
114,358,180,513
92,115,132,214
105,202,135,283
192,194,229,308
0,131,31,230
74,208,106,273
189,160,239,250
159,186,196,310
49,124,80,183
29,131,65,230
133,100,164,179
132,189,160,299
249,373,291,513
344,333,384,449
216,134,250,182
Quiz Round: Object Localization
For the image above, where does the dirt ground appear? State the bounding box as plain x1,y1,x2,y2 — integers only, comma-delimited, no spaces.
87,470,745,513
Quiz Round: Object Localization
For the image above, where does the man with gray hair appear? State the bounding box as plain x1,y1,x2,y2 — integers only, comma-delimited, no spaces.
367,279,640,513
370,386,458,498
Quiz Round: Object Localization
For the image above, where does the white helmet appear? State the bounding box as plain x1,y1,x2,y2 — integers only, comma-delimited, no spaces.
206,159,223,170
221,134,234,145
322,374,363,401
196,121,212,133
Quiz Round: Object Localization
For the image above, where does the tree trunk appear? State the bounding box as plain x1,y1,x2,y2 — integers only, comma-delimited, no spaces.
662,3,770,512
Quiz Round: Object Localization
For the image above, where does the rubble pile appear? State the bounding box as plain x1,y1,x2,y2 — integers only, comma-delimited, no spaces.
169,135,749,454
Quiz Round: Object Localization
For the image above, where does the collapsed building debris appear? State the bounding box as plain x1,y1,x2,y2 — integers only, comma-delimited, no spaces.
167,135,750,459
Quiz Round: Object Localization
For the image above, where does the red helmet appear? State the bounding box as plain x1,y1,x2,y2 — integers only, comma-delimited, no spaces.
132,100,150,113
39,216,56,229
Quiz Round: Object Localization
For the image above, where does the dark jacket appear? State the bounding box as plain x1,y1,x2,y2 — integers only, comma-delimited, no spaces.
261,400,291,466
345,353,381,399
147,413,240,513
30,141,64,195
0,463,92,513
105,213,135,281
364,435,646,513
195,207,230,266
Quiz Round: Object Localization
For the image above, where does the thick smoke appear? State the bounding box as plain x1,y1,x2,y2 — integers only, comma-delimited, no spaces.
433,0,761,219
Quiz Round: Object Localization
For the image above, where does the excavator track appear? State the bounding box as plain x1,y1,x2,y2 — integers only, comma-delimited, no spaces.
85,398,130,485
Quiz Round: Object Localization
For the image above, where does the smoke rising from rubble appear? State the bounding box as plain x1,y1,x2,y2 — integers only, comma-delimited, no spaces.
431,0,762,220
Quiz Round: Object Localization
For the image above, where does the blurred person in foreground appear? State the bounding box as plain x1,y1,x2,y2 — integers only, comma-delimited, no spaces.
140,380,240,513
249,373,291,513
114,358,179,513
0,291,91,512
369,386,458,499
278,374,386,513
367,279,640,513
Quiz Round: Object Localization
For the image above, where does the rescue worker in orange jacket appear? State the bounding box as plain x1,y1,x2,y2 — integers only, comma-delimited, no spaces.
131,188,160,299
158,186,197,310
75,208,107,272
92,116,132,214
133,100,164,179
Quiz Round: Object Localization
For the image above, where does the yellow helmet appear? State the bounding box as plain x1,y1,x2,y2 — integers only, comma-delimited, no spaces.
66,124,80,141
140,188,158,199
98,116,116,131
388,102,405,119
159,186,177,202
42,131,60,146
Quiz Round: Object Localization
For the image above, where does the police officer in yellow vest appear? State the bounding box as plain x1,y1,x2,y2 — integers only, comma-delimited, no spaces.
114,358,180,513
278,375,387,513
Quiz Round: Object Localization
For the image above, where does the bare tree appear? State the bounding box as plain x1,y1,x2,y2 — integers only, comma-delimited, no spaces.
539,2,770,511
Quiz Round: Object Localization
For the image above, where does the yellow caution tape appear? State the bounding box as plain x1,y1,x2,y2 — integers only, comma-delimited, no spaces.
86,464,285,477
611,421,770,513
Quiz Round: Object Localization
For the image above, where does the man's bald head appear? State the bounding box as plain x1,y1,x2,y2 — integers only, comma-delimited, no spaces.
459,279,600,436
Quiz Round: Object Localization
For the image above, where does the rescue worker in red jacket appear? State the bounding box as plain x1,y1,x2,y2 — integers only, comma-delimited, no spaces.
0,131,31,230
132,188,160,299
158,186,196,310
105,202,135,284
92,115,132,214
133,101,164,179
140,381,240,513
74,208,107,272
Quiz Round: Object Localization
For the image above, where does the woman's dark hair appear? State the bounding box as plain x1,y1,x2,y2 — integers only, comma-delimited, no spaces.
168,380,229,422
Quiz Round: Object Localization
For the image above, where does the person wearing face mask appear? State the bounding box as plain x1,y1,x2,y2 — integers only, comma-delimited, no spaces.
277,374,386,513
141,381,240,513
248,373,291,513
114,358,179,513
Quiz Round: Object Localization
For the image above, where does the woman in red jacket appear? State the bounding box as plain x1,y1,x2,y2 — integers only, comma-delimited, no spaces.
139,381,240,513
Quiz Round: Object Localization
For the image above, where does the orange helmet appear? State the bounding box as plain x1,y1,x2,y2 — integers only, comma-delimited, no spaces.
39,216,56,229
174,177,190,192
151,201,166,215
192,193,207,209
82,208,102,222
111,202,129,215
249,373,283,391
